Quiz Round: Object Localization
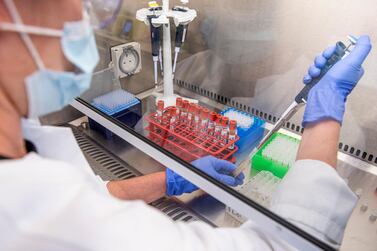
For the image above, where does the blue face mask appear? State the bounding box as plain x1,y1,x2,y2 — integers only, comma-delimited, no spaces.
25,21,99,118
0,0,99,118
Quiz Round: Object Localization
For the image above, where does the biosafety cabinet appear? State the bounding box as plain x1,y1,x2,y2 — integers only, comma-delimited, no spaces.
65,1,377,250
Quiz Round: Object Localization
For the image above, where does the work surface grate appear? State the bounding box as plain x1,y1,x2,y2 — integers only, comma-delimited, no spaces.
71,125,140,181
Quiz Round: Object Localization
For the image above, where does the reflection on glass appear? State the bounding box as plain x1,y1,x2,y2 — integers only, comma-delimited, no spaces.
79,1,377,249
80,57,355,249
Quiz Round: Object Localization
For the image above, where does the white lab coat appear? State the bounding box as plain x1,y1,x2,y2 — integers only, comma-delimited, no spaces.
0,120,357,251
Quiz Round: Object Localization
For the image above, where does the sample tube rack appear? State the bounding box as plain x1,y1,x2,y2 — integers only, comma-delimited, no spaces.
146,106,240,163
226,170,281,222
251,132,300,178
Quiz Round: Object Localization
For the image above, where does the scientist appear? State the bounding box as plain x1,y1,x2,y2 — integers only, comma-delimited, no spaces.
0,0,372,250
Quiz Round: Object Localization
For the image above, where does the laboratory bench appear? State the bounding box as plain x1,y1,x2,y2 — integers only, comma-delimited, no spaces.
68,81,377,251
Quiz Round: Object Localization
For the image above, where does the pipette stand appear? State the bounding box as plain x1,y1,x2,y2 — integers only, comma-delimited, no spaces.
136,0,197,107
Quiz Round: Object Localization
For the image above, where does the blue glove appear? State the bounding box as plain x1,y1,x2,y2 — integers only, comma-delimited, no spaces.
166,156,245,196
302,35,372,127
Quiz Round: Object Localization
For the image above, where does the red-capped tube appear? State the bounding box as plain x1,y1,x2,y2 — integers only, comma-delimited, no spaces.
181,100,189,122
176,97,183,107
214,114,223,139
187,103,196,126
169,107,177,130
228,120,237,150
200,108,210,133
194,105,202,131
156,100,164,123
170,107,177,116
175,97,183,120
220,117,229,146
208,111,217,136
175,97,182,119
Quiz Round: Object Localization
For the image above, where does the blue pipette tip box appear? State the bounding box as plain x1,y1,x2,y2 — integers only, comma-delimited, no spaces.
88,89,142,139
221,107,265,153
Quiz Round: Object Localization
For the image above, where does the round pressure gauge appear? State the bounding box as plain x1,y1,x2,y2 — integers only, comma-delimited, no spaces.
118,47,141,75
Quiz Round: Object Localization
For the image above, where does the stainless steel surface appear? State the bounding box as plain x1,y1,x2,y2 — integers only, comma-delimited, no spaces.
94,29,156,95
150,197,210,224
39,105,85,126
177,191,241,228
336,161,377,251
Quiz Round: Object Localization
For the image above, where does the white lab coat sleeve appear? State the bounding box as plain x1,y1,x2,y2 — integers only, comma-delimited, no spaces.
270,159,357,245
0,154,290,251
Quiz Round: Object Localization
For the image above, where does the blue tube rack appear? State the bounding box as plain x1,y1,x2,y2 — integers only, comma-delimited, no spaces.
221,107,265,153
89,89,142,139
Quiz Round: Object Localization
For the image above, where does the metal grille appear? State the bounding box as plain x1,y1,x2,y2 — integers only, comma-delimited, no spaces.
150,198,201,223
71,125,140,181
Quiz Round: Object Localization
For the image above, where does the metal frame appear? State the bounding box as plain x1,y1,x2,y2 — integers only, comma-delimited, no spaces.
71,98,336,251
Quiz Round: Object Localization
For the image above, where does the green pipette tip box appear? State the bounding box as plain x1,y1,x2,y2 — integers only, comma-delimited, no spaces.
251,132,300,179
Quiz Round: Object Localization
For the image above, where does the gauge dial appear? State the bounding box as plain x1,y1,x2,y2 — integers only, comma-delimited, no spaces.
119,48,140,75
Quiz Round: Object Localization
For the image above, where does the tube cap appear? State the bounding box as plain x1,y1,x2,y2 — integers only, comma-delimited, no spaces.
176,97,183,107
157,100,164,110
216,114,223,123
189,103,196,113
170,107,177,116
221,117,229,126
210,111,217,121
229,120,237,130
201,108,210,118
183,100,189,109
196,105,202,115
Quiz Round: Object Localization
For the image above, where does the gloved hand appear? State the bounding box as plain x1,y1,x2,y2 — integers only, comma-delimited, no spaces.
302,35,372,127
166,156,245,196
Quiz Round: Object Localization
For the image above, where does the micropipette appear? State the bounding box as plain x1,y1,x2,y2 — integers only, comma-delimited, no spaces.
232,35,358,177
172,6,189,74
147,15,162,86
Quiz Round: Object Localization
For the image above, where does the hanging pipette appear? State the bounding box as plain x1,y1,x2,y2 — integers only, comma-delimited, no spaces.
148,15,162,86
172,6,189,74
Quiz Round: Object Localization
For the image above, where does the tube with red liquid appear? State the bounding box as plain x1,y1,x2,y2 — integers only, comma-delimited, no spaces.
214,114,223,140
176,97,183,120
220,117,229,146
208,112,217,136
169,107,177,130
187,103,196,126
194,105,202,131
156,100,164,124
200,108,209,133
181,100,189,123
228,120,237,150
